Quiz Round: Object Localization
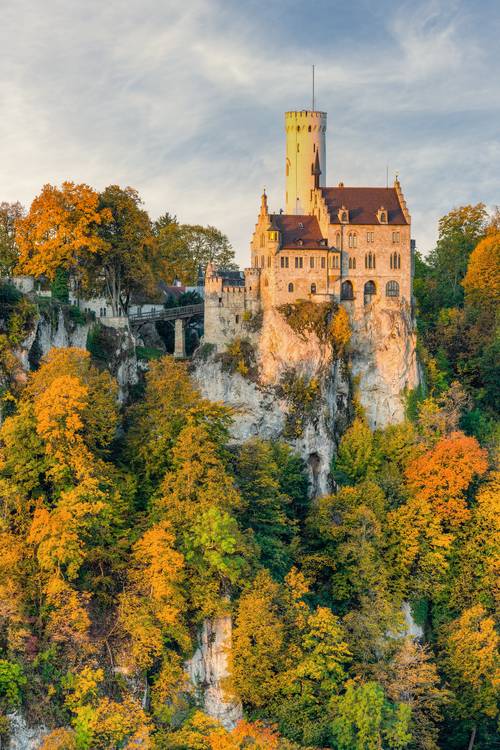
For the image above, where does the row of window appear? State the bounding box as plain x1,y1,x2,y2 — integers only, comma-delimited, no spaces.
255,252,402,271
341,280,400,300
343,231,400,247
286,280,400,298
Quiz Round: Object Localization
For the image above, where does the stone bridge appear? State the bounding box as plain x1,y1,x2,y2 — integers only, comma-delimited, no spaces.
128,303,204,358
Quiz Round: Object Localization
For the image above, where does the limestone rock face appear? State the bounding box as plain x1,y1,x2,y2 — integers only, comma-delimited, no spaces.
7,712,48,750
194,309,350,497
349,299,418,429
185,617,242,731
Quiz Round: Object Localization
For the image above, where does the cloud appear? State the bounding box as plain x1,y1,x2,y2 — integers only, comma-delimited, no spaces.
0,0,499,265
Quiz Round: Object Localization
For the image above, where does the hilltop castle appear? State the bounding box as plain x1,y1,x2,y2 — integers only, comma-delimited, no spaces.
204,109,413,349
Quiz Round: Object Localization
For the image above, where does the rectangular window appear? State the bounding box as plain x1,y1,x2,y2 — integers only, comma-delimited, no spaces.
392,231,400,243
295,256,303,269
333,254,339,269
367,231,374,243
310,257,315,269
280,256,289,268
321,256,326,269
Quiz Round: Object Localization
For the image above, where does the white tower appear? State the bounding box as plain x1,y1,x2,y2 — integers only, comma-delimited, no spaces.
285,110,327,215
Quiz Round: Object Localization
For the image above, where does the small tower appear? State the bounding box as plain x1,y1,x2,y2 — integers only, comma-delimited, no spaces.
285,110,327,215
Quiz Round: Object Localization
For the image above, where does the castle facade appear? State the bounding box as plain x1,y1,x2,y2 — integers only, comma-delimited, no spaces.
204,109,413,350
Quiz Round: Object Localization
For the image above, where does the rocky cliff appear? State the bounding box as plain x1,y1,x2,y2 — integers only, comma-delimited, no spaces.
194,300,418,497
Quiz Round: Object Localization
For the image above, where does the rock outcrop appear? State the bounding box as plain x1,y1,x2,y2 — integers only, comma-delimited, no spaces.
349,299,418,429
6,713,48,750
185,617,243,731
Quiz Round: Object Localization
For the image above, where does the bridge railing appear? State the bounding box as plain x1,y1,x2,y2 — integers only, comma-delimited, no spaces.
128,303,204,323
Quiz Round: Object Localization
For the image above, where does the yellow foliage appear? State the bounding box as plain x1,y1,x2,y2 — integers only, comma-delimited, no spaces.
463,231,500,307
39,729,77,750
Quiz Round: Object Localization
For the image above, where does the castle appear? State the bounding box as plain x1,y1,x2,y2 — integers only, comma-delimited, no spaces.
204,109,413,349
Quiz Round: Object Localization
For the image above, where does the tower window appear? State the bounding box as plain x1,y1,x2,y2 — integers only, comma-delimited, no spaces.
261,255,265,267
390,252,401,270
267,255,271,268
336,232,341,247
386,280,400,297
235,315,239,324
367,231,374,243
288,282,294,293
364,280,376,302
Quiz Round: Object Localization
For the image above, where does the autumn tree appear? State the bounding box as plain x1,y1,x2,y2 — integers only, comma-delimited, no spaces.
441,605,499,749
15,182,108,282
332,417,380,486
231,571,285,708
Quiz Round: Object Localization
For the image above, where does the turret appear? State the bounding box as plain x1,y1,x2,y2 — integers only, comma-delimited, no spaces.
285,110,327,215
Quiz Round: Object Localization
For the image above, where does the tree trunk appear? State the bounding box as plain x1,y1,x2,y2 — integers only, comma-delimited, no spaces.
467,725,477,750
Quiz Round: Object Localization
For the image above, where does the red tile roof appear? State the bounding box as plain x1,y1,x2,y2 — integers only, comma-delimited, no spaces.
321,187,408,225
271,214,326,249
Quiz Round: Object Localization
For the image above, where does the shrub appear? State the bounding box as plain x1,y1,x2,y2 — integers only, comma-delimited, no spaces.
277,369,321,438
86,324,109,362
136,346,163,361
278,299,351,358
218,337,257,379
0,659,26,709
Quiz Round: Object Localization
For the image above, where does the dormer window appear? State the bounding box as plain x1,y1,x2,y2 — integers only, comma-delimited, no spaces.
297,239,303,246
298,222,304,229
320,238,328,246
338,206,349,224
377,207,388,224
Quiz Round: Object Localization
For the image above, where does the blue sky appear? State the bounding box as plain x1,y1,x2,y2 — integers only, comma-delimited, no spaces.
1,0,499,266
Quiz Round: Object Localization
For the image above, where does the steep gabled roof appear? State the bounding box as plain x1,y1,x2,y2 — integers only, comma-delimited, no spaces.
271,214,326,249
321,187,408,225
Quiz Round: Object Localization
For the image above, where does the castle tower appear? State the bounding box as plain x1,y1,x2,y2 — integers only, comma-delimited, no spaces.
285,110,327,215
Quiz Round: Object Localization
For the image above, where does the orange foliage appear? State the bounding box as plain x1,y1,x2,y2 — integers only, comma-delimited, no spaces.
15,182,109,278
405,432,488,526
209,720,281,750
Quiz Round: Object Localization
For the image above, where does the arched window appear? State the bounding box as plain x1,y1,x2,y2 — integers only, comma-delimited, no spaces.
353,233,357,248
288,282,294,293
336,232,341,247
348,257,356,270
261,255,265,267
390,252,401,270
310,283,317,294
364,281,376,304
386,280,400,297
341,280,354,300
235,315,239,324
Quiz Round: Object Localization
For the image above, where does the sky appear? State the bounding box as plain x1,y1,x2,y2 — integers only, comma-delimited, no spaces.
1,0,499,267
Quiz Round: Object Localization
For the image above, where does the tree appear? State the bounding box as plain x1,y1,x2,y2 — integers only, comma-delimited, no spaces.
441,605,499,749
462,231,500,310
0,201,24,274
330,680,412,750
234,438,296,578
156,222,235,284
230,571,285,708
89,185,155,315
378,639,449,750
333,418,380,485
405,432,488,528
117,520,188,673
15,182,108,280
274,607,351,745
425,203,489,311
126,356,231,490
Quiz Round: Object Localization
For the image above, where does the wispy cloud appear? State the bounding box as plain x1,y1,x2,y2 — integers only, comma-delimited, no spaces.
0,0,499,264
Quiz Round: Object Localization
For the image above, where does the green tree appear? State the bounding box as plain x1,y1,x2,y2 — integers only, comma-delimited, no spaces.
333,418,380,485
331,680,412,750
87,185,155,315
156,222,236,284
234,438,297,578
0,201,24,274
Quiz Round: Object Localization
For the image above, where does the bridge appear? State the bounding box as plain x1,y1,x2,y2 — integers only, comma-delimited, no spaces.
128,303,204,358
